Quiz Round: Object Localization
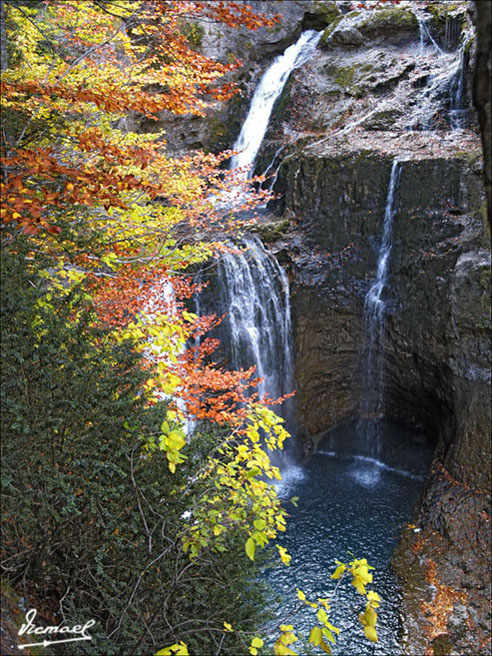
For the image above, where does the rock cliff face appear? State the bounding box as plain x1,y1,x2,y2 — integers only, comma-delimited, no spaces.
276,151,489,487
165,2,491,653
256,4,491,493
208,3,490,652
149,1,337,156
472,0,492,225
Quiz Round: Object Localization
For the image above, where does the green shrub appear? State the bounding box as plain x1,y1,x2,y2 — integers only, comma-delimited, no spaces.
1,238,268,655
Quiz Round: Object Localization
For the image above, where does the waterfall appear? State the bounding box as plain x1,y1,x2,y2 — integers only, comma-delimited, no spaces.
215,30,322,431
218,236,295,432
415,13,443,55
449,45,467,130
359,160,402,445
407,8,470,132
229,29,322,180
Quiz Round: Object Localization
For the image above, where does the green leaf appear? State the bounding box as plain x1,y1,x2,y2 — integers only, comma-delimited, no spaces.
254,519,266,530
246,467,260,479
245,537,256,560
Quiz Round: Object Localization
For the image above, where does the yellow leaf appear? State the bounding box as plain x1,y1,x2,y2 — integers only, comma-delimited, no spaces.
245,537,255,561
309,626,322,646
364,626,378,643
354,565,373,584
360,605,377,628
352,576,366,595
326,621,339,635
296,589,306,602
155,642,189,655
366,590,381,608
330,564,346,579
251,637,264,648
322,627,335,644
277,545,291,565
223,622,233,632
280,631,298,646
273,642,297,656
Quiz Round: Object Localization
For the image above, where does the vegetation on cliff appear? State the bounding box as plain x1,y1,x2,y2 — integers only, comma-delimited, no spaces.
0,1,290,653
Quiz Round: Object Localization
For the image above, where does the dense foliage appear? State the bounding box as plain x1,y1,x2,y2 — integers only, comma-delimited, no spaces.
1,238,271,655
1,2,384,654
0,1,289,653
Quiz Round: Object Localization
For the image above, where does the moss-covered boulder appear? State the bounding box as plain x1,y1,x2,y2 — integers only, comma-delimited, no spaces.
252,218,291,243
357,6,419,38
302,0,341,30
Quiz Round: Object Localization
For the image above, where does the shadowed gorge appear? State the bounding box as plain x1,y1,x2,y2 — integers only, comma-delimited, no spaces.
192,1,490,653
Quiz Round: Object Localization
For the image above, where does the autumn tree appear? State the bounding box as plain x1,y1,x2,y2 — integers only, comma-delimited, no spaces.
1,1,297,653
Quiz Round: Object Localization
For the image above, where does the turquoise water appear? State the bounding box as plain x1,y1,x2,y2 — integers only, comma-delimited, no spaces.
265,421,433,655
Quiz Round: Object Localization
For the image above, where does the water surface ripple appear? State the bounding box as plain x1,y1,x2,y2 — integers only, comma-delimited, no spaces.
266,426,431,655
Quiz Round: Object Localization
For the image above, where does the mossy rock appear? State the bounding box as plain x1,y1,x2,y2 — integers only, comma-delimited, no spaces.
425,5,468,51
312,1,341,25
253,219,291,242
358,7,418,36
320,15,344,44
426,3,464,20
321,60,378,96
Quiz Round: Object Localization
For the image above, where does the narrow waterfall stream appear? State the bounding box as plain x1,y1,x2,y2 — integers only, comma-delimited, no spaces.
229,30,322,180
358,160,402,448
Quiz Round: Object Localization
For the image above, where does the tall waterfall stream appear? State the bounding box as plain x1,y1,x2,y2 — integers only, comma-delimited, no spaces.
211,23,442,655
358,160,402,448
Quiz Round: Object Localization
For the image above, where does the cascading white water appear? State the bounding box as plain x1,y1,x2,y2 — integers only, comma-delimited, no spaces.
229,29,322,180
415,13,443,55
449,46,467,130
359,160,402,445
215,30,322,436
218,236,295,431
408,7,469,132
